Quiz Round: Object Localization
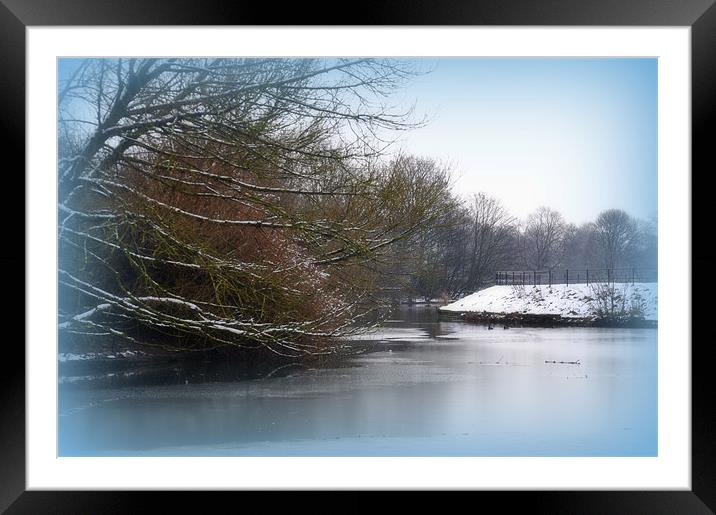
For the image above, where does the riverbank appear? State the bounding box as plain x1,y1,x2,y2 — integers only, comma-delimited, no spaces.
439,282,657,327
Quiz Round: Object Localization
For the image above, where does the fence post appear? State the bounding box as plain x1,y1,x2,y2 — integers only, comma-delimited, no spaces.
522,272,524,286
566,269,569,286
586,269,589,286
607,268,611,285
496,272,499,285
548,269,552,287
632,267,635,285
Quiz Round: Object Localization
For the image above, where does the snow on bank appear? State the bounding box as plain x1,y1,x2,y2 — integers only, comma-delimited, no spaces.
440,283,658,321
58,350,147,362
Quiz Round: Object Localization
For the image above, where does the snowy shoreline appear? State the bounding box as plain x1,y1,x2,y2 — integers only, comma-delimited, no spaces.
440,282,658,322
58,350,149,362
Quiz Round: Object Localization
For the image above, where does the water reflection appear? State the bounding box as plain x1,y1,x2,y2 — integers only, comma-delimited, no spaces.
58,305,657,456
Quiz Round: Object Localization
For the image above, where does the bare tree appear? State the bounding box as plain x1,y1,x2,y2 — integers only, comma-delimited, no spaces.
58,58,448,357
594,209,640,269
561,222,598,268
465,193,515,290
632,214,658,270
374,156,459,302
521,206,566,270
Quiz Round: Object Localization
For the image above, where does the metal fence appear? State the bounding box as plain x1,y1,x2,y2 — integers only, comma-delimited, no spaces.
495,268,658,287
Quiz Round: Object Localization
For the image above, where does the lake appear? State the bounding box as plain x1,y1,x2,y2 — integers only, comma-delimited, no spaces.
58,305,657,456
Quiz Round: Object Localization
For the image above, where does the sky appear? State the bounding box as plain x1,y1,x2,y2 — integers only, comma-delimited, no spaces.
391,58,657,225
58,57,657,225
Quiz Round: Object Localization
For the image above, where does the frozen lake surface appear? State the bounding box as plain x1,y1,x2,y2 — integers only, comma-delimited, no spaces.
58,306,657,456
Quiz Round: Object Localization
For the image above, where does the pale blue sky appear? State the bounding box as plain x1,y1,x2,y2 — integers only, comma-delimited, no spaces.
393,58,657,224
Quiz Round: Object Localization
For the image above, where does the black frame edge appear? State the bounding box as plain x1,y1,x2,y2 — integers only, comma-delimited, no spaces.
4,0,714,512
692,0,716,512
0,1,26,514
1,0,716,26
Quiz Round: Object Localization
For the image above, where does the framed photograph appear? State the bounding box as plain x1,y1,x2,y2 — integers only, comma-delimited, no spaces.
4,0,713,511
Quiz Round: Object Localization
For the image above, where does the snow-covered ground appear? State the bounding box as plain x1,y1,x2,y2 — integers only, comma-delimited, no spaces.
440,282,658,321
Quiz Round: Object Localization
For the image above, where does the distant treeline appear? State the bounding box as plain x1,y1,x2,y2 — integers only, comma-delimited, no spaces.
380,194,657,301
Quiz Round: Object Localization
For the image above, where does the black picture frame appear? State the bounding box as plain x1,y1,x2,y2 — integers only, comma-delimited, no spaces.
2,0,713,512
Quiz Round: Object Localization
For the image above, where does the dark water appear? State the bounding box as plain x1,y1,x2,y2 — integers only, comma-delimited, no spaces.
58,305,657,456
